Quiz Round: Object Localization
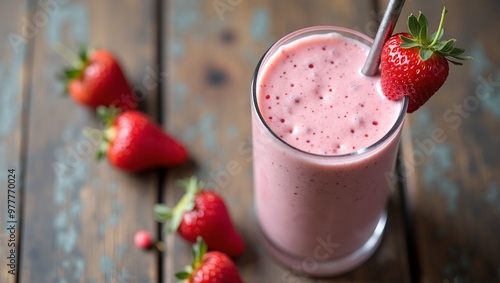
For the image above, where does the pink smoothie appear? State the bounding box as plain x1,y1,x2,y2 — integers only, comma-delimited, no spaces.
251,28,405,271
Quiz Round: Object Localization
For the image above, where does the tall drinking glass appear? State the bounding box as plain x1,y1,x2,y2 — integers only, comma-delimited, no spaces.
251,26,408,276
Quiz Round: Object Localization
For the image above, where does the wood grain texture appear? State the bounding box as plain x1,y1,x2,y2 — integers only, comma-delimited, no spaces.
394,0,500,281
162,0,410,282
20,1,159,282
0,2,28,282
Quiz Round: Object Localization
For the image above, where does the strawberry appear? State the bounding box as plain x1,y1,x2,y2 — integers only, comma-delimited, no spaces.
176,237,243,283
95,106,188,172
60,48,137,110
134,230,153,249
380,7,471,113
155,176,245,257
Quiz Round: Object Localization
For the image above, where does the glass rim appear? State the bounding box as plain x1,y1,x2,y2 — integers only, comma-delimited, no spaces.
251,25,408,159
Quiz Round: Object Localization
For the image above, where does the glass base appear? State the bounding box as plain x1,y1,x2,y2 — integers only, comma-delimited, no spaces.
258,211,387,277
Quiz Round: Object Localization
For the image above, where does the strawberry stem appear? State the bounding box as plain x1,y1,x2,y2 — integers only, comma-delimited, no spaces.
54,42,81,68
85,106,121,161
168,177,203,232
57,45,93,95
193,237,207,268
429,7,447,47
154,204,172,220
400,7,471,64
154,176,205,235
97,106,121,128
176,237,207,280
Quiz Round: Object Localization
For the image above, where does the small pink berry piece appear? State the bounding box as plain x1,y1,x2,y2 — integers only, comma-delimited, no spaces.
134,230,152,249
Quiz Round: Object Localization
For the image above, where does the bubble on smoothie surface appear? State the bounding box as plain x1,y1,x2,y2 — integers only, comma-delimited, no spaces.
257,33,401,155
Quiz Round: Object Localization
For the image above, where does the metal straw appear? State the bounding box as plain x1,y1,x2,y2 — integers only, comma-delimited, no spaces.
362,0,406,76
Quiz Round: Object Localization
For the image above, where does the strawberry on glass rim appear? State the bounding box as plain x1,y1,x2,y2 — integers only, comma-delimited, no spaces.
380,7,472,113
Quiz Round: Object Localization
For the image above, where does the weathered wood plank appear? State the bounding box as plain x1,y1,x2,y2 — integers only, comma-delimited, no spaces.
0,1,28,282
394,0,500,281
20,1,159,282
162,0,410,282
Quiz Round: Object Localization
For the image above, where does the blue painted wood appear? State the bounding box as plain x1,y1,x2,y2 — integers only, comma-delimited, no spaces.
20,1,159,282
396,0,500,281
0,2,28,282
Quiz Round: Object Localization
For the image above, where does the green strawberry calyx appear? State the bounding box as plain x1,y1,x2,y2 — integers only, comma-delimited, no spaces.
400,7,472,65
154,176,205,235
57,46,93,95
83,106,121,160
175,237,207,280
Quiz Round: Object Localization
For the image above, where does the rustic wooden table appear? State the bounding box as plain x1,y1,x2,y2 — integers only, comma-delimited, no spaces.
1,0,499,282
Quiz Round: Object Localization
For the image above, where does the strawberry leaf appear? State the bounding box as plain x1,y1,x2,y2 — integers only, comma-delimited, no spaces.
417,12,428,43
164,176,205,233
154,204,173,222
448,54,473,64
419,48,433,61
57,45,91,95
449,47,465,56
454,54,473,60
59,68,83,96
193,237,207,265
399,35,421,49
407,14,420,37
400,41,421,49
400,7,472,63
200,238,208,258
400,35,414,43
429,28,444,43
440,39,456,53
175,271,191,280
78,46,88,63
432,41,447,51
63,68,82,79
175,238,208,281
97,106,121,128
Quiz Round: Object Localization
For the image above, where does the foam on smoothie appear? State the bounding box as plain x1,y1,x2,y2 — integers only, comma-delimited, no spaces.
257,32,401,155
